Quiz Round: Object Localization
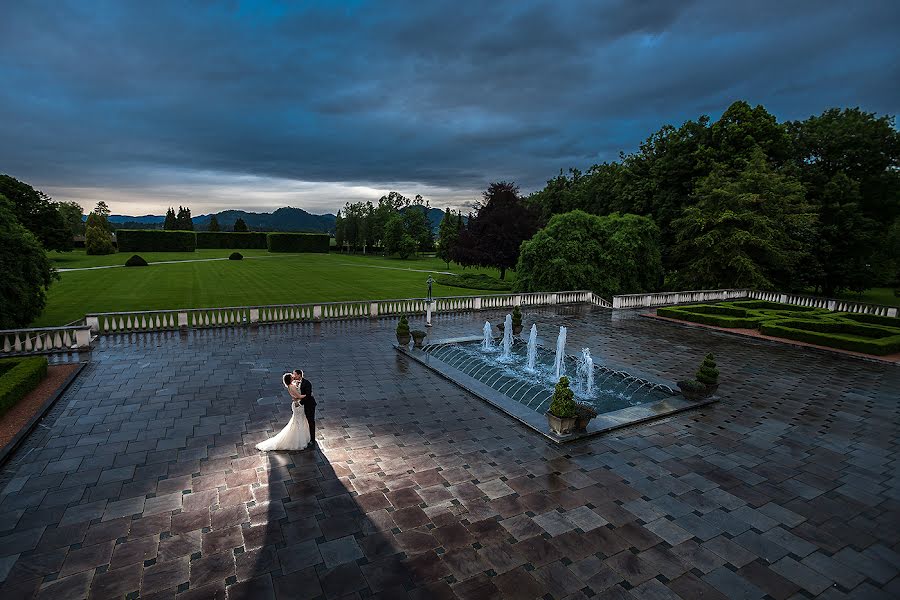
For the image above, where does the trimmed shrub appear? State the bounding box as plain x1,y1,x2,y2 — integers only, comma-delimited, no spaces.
548,376,576,418
266,233,330,253
842,312,900,329
759,321,900,355
696,353,719,385
434,273,512,291
117,230,196,252
124,255,148,267
729,300,818,312
229,252,243,260
85,225,115,255
512,305,523,329
657,306,761,329
196,232,268,249
0,356,48,417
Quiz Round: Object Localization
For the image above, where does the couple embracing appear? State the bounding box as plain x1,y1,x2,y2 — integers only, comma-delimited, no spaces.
256,369,317,452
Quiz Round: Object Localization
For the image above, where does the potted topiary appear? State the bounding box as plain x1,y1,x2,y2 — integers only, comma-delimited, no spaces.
512,305,523,335
546,376,577,436
574,402,597,432
124,254,148,267
229,252,243,260
396,316,411,346
411,329,427,348
696,353,719,395
677,379,707,401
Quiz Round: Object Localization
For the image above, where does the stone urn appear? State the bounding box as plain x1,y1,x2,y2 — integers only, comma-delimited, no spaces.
411,330,427,348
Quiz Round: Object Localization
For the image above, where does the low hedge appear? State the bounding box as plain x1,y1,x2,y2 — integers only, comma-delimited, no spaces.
196,232,268,249
116,230,196,252
729,300,818,312
657,306,761,328
435,273,512,291
760,322,900,355
842,312,900,329
266,233,330,253
0,356,48,417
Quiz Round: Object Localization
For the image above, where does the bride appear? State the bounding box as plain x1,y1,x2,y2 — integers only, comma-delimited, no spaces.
256,373,311,451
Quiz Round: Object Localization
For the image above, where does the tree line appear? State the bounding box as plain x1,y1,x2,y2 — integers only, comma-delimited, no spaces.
334,192,433,258
524,102,899,295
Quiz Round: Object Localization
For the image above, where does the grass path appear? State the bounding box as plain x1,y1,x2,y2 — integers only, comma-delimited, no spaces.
35,251,511,326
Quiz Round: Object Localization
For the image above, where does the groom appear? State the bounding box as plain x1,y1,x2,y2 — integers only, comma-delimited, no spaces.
293,369,316,450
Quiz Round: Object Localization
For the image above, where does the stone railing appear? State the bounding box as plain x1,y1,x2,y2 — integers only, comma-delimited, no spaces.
84,291,601,335
612,288,898,318
612,289,751,309
748,291,898,317
0,326,92,356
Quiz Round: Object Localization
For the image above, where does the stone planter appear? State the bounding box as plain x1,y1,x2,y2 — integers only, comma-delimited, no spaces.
703,383,718,396
546,412,577,436
677,382,706,401
512,324,523,336
396,334,411,347
411,331,427,348
574,416,593,432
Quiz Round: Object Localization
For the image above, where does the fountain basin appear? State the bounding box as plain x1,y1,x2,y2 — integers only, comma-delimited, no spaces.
395,336,717,443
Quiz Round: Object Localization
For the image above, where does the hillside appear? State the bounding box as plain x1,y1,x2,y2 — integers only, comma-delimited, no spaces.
106,207,336,232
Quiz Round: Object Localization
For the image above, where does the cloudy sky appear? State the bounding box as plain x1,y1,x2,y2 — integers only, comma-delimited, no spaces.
2,0,897,216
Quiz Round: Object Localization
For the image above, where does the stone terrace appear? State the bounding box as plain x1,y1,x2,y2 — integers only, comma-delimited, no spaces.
0,306,898,599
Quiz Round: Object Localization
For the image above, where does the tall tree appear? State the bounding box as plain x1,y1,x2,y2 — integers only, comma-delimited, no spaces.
383,213,406,257
671,148,814,290
0,195,58,327
208,215,221,232
402,204,432,253
175,206,193,230
0,174,73,251
164,207,177,230
334,210,345,250
436,208,459,268
451,182,538,280
233,217,248,232
57,201,84,237
789,107,900,294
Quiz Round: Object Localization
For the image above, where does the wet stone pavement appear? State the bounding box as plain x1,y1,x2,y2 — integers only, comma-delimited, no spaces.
0,306,898,600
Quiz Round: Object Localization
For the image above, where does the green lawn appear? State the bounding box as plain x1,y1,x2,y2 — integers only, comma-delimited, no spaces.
35,251,514,326
823,287,900,308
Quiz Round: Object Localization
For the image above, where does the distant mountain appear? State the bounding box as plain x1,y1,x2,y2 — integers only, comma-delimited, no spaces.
104,206,456,234
102,207,336,232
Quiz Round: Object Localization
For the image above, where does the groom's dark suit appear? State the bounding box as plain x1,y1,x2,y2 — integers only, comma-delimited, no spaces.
299,377,316,446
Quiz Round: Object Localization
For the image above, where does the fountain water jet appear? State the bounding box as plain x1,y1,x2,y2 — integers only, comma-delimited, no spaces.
576,348,594,395
500,314,513,361
525,324,538,372
553,326,567,381
481,321,494,351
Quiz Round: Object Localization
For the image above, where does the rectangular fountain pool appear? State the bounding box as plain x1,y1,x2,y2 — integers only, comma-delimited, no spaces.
397,335,716,442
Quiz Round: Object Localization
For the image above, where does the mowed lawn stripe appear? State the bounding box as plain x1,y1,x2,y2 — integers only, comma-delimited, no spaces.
34,253,511,326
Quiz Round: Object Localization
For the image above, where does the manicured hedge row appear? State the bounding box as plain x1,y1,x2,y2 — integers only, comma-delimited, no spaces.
843,312,900,329
760,322,900,355
0,356,48,417
730,300,819,312
266,233,330,253
116,230,197,252
196,232,268,249
657,306,761,328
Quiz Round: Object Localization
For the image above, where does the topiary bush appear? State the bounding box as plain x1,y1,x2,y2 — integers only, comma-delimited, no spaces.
124,254,148,267
396,316,410,342
0,356,48,417
229,252,243,260
695,353,719,386
548,376,577,418
512,305,523,329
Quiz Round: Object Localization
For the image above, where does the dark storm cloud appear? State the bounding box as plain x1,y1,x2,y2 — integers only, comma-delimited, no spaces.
0,0,897,213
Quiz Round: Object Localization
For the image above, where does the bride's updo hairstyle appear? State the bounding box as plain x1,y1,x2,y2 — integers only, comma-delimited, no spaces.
283,373,292,387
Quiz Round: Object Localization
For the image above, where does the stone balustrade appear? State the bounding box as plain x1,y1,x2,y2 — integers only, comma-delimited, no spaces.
0,325,92,356
82,291,601,335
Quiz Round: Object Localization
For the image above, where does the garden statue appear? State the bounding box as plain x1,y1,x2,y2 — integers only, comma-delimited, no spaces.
426,276,434,302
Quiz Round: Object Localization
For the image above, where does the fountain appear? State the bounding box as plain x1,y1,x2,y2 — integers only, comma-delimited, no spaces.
525,324,538,371
553,326,567,381
500,314,513,361
481,321,493,351
575,348,594,395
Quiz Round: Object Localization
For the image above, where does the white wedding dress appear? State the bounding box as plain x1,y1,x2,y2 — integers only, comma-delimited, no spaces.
256,378,311,452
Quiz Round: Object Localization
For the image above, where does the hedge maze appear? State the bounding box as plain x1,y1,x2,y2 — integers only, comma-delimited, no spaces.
658,300,900,355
